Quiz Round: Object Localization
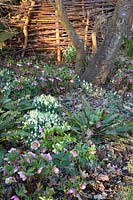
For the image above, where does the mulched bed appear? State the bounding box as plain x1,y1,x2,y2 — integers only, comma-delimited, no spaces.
58,87,133,120
56,88,133,199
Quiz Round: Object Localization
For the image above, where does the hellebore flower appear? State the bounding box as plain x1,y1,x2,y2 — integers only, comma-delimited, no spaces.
53,166,59,174
5,177,17,184
18,171,27,181
8,148,17,153
31,140,40,150
70,149,79,157
41,153,52,161
37,167,43,174
28,151,36,158
66,188,76,194
80,182,87,190
11,195,20,200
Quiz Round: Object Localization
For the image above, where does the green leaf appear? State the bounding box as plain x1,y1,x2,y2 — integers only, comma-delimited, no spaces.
0,145,6,164
114,122,133,133
0,130,29,139
0,118,14,131
0,31,17,42
104,113,120,124
3,102,16,110
26,167,35,176
0,111,12,120
0,94,10,104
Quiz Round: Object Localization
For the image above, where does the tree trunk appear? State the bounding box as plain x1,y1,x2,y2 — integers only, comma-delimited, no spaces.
55,0,85,75
80,0,133,85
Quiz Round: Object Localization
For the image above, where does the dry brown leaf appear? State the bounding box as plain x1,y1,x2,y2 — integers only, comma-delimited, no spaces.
112,170,122,176
96,183,105,192
98,174,109,181
96,149,106,160
102,192,108,197
79,169,89,178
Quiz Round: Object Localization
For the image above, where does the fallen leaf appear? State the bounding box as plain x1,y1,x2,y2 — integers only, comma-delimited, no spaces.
96,183,105,192
98,174,109,181
102,192,108,197
79,169,89,178
96,149,106,160
112,170,122,176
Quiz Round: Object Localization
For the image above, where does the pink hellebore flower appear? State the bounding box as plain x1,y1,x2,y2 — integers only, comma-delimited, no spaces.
53,166,59,175
70,149,79,158
31,140,40,150
48,78,54,82
69,79,74,83
56,77,62,81
66,188,76,194
14,166,19,173
37,167,43,174
13,160,19,166
8,148,17,153
41,148,46,153
18,171,27,181
11,195,20,200
39,77,46,81
28,151,36,158
25,156,31,163
41,153,52,161
80,182,87,190
5,177,17,184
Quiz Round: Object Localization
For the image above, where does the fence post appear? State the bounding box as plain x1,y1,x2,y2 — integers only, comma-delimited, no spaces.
84,11,89,51
91,31,97,54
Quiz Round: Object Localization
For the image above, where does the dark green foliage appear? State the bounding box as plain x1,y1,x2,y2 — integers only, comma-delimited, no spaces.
125,38,133,57
0,93,33,142
66,101,133,142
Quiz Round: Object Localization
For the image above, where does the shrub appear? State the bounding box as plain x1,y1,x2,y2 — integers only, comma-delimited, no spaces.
1,143,56,199
1,139,96,199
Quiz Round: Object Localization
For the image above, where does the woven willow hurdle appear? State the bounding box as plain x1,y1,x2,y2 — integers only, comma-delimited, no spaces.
1,0,117,61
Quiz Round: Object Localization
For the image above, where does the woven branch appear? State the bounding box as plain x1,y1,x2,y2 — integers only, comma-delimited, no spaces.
1,0,117,60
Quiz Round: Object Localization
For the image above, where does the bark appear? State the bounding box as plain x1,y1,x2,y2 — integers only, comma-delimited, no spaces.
54,0,85,75
80,0,133,85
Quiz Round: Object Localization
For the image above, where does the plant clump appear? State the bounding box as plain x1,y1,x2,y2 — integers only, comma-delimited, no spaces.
23,94,70,143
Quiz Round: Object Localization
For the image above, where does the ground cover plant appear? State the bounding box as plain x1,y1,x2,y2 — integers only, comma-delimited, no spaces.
0,50,132,199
